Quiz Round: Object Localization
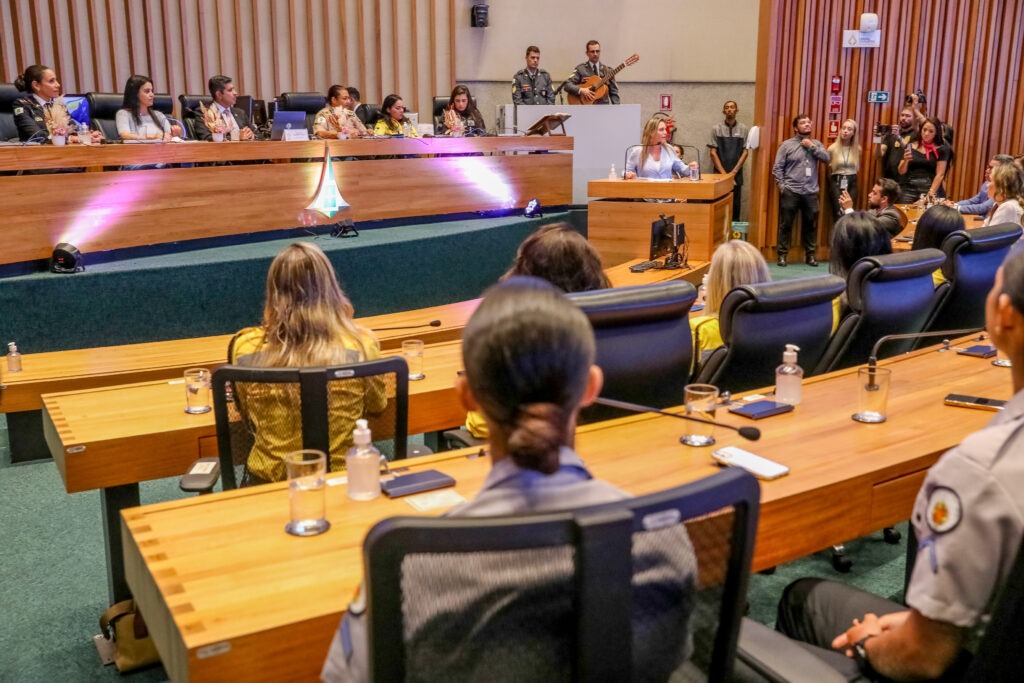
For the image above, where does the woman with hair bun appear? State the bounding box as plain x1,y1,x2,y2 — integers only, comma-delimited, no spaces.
13,64,103,143
323,276,698,682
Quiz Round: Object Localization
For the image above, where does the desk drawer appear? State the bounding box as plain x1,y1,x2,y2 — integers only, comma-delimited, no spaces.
870,470,927,528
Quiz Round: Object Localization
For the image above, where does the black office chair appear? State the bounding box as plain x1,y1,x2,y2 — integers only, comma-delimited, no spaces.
363,467,760,682
277,91,327,134
815,249,948,374
180,357,413,492
924,224,1023,333
178,93,213,140
567,281,698,423
0,83,22,141
355,102,379,127
84,92,123,140
152,93,173,117
696,276,846,393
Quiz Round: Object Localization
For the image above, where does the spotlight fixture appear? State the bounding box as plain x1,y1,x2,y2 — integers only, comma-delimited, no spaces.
51,242,84,273
524,198,543,218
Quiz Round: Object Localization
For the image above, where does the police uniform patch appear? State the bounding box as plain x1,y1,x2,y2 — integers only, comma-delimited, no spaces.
926,486,962,534
14,106,24,115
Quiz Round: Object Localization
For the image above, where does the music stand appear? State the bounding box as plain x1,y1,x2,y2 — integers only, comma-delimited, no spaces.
525,113,571,136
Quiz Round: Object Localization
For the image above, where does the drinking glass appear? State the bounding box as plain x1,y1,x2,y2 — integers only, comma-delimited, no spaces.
284,450,330,536
852,367,891,423
680,383,718,447
183,368,212,414
403,340,425,380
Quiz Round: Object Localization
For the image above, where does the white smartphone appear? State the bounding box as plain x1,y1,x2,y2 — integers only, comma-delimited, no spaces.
712,446,790,480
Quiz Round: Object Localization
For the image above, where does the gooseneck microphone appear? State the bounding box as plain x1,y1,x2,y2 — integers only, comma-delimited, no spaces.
594,397,761,441
866,327,984,388
372,320,442,332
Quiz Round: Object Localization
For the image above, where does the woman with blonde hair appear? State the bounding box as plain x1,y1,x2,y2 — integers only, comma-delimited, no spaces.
624,116,698,180
827,119,861,218
229,242,385,482
984,163,1024,227
690,240,771,366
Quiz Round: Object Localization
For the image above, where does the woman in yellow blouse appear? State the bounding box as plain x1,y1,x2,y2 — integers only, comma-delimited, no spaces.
372,94,420,138
228,242,385,483
690,240,771,372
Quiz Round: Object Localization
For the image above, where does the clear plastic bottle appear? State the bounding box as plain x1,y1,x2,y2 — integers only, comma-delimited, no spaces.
608,164,618,180
699,274,709,306
775,344,803,405
346,419,382,501
7,342,22,373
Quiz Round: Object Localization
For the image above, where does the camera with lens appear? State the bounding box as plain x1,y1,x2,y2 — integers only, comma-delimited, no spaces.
905,89,926,105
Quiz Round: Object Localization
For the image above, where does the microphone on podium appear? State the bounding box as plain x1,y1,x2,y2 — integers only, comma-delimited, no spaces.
372,320,443,332
593,397,761,441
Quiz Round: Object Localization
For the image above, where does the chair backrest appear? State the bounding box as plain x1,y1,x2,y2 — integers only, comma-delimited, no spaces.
963,529,1024,680
278,91,327,133
925,224,1023,333
178,93,212,139
212,356,409,488
152,93,173,117
815,249,947,373
364,467,760,683
568,281,698,423
0,83,21,141
357,103,380,127
432,94,478,127
84,92,123,140
697,275,847,393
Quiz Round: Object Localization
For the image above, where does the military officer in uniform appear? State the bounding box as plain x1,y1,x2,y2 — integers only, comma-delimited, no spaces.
511,45,554,105
564,40,620,105
771,248,1024,681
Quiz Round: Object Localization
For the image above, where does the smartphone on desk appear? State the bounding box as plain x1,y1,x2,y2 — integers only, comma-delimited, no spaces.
728,400,794,420
944,393,1006,411
957,345,997,359
381,469,456,498
712,446,789,480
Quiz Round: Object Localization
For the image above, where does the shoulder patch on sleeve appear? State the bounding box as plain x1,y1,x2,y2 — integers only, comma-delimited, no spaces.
926,486,962,534
13,106,24,115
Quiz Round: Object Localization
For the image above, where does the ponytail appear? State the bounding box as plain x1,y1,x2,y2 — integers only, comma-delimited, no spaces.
506,403,567,474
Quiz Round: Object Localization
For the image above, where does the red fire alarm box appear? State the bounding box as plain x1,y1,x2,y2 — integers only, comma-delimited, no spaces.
828,120,840,138
831,75,842,93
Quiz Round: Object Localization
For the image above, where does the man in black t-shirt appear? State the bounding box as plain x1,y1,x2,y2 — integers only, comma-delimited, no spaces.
876,106,916,181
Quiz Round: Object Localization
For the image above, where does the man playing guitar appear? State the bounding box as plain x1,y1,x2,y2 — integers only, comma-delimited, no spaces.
564,41,638,105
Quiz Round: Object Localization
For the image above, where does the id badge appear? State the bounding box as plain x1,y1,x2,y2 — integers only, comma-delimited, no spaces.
839,176,848,190
805,166,812,177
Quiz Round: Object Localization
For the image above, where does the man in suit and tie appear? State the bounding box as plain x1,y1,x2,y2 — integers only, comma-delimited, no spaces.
564,40,620,105
195,75,258,141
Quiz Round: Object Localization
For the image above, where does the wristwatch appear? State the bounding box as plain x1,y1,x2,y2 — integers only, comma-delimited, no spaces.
852,635,878,678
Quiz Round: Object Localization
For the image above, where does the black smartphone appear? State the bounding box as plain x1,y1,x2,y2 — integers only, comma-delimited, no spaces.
728,400,795,420
944,394,1006,411
957,345,997,359
381,469,456,498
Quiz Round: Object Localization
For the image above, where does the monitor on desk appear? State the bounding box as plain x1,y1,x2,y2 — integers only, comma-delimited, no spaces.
649,215,685,260
270,110,308,140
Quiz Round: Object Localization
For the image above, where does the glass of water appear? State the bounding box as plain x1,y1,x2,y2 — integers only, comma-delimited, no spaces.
680,383,719,447
183,367,212,414
284,450,330,537
852,366,891,423
402,339,426,380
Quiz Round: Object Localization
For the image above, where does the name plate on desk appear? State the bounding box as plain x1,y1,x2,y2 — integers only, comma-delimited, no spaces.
281,129,309,142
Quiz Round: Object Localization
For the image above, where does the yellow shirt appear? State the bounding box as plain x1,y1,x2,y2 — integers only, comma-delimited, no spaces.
465,409,489,440
228,327,386,482
690,315,723,374
372,118,420,138
932,269,947,288
832,296,841,335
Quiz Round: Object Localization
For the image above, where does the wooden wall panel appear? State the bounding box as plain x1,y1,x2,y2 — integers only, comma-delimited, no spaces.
749,0,1024,255
0,0,455,119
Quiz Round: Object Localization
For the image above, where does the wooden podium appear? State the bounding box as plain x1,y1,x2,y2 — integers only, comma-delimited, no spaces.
587,174,735,266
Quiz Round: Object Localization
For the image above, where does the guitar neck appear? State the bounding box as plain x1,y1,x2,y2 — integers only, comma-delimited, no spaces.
594,61,629,89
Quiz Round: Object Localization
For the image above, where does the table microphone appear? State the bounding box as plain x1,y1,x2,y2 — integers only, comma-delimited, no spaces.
594,397,760,441
372,320,442,331
866,326,984,388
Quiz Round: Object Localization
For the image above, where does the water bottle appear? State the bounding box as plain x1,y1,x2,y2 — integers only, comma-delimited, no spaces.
608,164,618,180
7,342,22,373
775,344,803,405
346,419,382,501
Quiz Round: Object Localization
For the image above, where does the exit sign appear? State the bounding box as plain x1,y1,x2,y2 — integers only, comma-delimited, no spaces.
867,91,890,103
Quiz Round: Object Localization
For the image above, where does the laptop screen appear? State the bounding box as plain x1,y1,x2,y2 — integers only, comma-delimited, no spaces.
270,110,308,140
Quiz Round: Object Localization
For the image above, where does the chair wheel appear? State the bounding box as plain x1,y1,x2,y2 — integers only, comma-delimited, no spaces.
831,549,853,573
883,527,902,544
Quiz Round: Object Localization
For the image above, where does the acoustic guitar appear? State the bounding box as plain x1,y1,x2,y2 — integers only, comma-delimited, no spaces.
567,54,640,105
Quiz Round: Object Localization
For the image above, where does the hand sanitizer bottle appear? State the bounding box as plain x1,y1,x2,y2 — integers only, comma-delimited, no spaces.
346,419,382,501
7,342,22,373
775,344,803,405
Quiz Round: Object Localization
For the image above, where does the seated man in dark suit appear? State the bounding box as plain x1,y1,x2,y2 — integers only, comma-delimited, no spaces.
193,74,258,141
839,177,906,238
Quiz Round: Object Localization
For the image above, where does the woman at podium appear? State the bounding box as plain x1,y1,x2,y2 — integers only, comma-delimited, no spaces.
624,117,698,180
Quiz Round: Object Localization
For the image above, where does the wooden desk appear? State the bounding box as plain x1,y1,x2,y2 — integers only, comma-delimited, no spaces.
892,204,987,252
0,137,572,266
587,175,735,266
122,339,1008,681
